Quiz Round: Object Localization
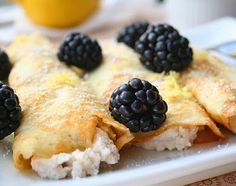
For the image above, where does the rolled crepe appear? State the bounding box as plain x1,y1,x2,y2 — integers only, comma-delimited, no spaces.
181,50,236,133
86,42,224,148
7,34,133,171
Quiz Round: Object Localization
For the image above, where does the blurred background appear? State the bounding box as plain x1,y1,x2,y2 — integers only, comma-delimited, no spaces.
0,0,236,42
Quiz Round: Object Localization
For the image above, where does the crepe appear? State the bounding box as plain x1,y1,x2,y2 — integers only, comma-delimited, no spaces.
181,50,236,133
7,34,133,171
86,42,224,144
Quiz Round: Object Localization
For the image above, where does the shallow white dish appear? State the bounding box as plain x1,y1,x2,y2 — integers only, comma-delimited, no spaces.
1,18,236,186
1,130,236,186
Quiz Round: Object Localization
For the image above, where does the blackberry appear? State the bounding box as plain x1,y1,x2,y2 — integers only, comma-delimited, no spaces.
0,49,11,81
57,32,102,71
117,22,149,49
109,78,167,133
0,83,21,140
135,24,193,73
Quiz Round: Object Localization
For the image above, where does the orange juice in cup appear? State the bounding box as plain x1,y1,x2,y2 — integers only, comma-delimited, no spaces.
14,0,100,28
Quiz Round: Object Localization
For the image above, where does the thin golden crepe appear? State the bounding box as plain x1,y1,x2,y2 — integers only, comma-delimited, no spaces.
86,42,224,144
181,50,236,133
7,34,133,170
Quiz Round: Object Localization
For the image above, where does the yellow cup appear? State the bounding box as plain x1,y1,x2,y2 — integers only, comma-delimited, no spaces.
15,0,100,28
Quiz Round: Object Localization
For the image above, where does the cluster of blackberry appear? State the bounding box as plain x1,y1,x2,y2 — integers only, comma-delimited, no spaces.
117,22,193,73
57,22,193,133
113,22,193,132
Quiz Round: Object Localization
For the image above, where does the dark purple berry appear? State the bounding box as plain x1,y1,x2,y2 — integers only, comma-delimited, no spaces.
58,32,102,71
117,22,149,49
0,83,21,140
109,78,167,133
135,24,193,73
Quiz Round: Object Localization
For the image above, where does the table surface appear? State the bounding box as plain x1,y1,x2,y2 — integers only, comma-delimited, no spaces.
188,172,236,186
0,2,236,186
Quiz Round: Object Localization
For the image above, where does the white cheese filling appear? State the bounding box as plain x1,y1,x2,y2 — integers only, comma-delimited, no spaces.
31,128,119,179
137,126,198,151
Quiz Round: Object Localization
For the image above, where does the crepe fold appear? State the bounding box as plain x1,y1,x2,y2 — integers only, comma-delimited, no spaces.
7,34,133,170
181,50,236,133
87,42,224,144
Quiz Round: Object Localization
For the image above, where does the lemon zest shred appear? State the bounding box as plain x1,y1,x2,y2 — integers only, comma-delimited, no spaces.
46,71,78,89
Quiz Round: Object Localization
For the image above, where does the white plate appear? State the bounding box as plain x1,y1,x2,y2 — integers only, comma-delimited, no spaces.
1,18,236,186
1,130,236,186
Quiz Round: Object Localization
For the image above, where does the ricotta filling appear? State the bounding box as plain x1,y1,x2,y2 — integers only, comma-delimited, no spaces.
137,126,198,151
31,128,119,179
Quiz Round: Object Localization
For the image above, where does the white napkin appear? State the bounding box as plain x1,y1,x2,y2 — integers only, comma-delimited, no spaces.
182,17,236,66
183,17,236,49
